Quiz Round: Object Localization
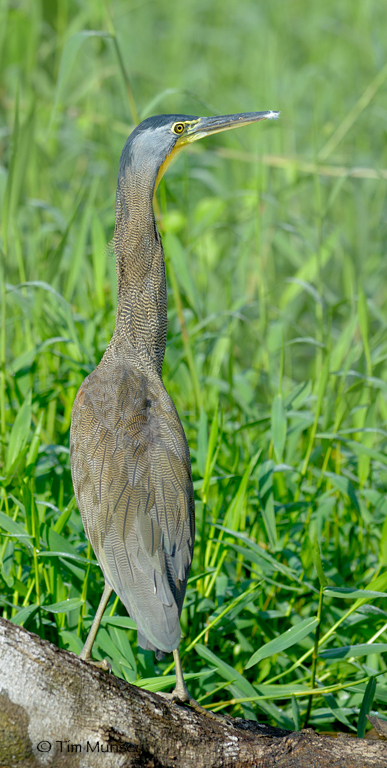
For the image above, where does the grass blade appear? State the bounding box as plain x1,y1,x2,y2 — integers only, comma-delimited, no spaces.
357,677,376,738
245,618,319,669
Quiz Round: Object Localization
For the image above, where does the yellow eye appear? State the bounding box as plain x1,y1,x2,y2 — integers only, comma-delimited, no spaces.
172,122,185,135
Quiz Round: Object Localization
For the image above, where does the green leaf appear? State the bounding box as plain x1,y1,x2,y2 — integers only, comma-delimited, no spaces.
47,529,88,580
100,615,137,630
324,587,387,599
38,551,95,565
65,177,99,299
135,670,212,692
311,536,328,588
348,683,387,706
107,626,137,681
195,642,258,720
357,677,376,738
261,492,277,550
358,285,372,377
301,354,330,475
292,695,300,731
53,498,77,534
380,515,387,566
257,460,277,549
48,529,85,560
320,643,387,660
135,674,178,692
280,230,339,308
245,617,319,669
6,391,32,472
217,526,302,584
201,401,220,500
2,88,19,253
0,510,33,553
49,30,111,129
60,629,84,655
322,690,355,730
197,408,208,478
164,232,200,314
91,213,108,307
324,472,360,512
225,450,261,531
9,604,39,626
93,627,127,663
271,394,287,463
26,410,44,467
42,598,85,614
345,440,387,468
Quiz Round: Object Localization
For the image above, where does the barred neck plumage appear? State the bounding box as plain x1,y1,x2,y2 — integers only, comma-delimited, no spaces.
112,167,167,378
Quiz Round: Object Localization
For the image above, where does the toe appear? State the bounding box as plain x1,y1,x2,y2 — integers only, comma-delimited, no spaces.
81,656,111,673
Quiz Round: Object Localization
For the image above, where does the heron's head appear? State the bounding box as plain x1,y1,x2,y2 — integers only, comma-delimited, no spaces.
118,111,280,197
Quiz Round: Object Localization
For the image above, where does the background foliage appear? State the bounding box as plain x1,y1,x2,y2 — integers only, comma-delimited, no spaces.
1,0,387,733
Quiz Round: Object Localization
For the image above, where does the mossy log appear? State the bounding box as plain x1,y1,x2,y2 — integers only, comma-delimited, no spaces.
0,617,386,768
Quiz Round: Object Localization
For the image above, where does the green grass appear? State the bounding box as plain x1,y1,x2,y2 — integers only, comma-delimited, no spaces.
1,0,387,734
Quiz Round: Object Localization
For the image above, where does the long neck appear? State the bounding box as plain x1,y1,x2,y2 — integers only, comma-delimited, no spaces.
113,167,167,378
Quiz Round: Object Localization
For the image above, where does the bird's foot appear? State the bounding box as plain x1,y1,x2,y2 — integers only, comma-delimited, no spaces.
158,686,223,722
80,652,111,673
184,696,223,722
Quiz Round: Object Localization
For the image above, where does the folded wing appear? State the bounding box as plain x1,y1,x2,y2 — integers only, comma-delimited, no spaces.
70,364,195,653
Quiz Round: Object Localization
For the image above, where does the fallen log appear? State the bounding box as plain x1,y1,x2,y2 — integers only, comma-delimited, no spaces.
0,617,386,768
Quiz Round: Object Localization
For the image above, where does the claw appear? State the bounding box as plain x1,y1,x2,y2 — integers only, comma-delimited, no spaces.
90,657,111,673
158,689,223,722
184,696,223,722
80,652,111,673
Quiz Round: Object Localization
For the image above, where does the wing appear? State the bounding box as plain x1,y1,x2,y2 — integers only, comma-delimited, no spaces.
70,362,195,653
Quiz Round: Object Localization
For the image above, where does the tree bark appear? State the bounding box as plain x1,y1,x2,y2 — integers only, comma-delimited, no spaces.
0,617,385,768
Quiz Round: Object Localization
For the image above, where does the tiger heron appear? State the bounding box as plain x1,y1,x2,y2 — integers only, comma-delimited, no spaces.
70,110,279,710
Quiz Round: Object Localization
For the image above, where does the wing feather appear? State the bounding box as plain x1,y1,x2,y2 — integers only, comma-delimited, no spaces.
70,362,194,653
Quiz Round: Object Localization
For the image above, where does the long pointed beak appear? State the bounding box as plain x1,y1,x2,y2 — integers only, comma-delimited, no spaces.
183,111,280,143
155,111,279,193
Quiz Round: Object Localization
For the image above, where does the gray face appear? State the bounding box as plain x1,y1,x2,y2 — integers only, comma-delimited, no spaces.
118,114,199,183
117,110,280,194
126,124,177,180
